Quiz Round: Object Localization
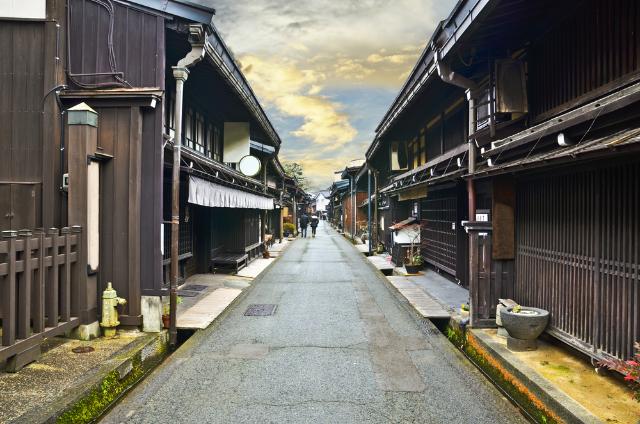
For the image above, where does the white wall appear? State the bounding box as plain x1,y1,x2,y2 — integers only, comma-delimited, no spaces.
315,196,330,212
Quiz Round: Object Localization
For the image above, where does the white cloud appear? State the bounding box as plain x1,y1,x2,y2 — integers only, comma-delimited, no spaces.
197,0,455,189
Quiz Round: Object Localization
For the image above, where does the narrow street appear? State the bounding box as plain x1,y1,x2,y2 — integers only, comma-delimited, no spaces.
103,221,524,424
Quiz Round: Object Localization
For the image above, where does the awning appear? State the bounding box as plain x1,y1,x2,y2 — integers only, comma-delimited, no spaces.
188,176,274,210
389,217,417,230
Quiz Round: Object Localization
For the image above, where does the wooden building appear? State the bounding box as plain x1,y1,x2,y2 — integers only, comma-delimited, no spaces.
328,179,349,231
0,0,291,367
365,0,639,362
365,43,470,286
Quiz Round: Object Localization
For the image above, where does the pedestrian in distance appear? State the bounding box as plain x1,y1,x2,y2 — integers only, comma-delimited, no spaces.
310,215,319,237
299,213,309,238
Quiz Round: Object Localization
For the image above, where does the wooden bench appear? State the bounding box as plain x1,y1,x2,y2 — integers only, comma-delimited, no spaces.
244,241,263,260
210,247,248,274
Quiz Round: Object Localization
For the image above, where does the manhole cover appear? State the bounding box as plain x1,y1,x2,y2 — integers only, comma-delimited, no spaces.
181,284,207,292
177,290,200,297
72,346,95,354
244,304,277,316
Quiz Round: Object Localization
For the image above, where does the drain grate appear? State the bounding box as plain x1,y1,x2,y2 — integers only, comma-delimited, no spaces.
177,290,200,297
181,284,208,292
244,304,277,316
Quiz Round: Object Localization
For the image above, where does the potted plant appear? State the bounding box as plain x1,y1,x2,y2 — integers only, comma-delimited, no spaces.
501,304,549,351
161,296,183,329
404,253,423,274
283,222,295,237
404,228,423,274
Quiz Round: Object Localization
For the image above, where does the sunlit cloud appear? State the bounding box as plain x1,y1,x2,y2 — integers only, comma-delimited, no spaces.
240,55,356,148
333,58,374,81
200,0,455,190
276,95,356,146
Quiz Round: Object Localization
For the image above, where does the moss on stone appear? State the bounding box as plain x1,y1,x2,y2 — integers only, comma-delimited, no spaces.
444,324,561,424
56,336,167,423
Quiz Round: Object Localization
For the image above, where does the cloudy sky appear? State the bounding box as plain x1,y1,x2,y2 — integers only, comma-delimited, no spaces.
197,1,455,190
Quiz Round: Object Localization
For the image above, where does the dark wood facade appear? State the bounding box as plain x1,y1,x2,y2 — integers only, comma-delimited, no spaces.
515,161,640,360
366,0,640,362
420,183,468,287
0,0,290,359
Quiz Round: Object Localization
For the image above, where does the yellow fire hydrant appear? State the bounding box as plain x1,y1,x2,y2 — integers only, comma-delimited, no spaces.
100,282,126,337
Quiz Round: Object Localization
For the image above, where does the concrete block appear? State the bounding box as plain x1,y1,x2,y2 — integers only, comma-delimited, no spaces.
142,296,162,333
69,321,100,341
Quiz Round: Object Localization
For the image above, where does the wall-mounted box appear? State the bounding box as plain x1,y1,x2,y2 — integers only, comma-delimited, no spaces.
0,0,46,19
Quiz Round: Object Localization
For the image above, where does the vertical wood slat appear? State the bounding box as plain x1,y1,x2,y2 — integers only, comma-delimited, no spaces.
46,227,59,327
32,228,45,333
2,231,17,346
529,0,640,119
515,163,638,360
17,229,32,339
60,227,71,322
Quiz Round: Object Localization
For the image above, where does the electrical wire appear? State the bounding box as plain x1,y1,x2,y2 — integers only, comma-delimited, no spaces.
66,0,131,89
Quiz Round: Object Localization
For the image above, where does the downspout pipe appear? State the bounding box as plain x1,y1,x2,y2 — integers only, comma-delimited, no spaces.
169,25,206,348
434,49,478,221
435,50,477,92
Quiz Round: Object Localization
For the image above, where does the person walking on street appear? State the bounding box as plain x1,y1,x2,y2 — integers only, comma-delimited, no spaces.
299,213,309,238
310,215,319,237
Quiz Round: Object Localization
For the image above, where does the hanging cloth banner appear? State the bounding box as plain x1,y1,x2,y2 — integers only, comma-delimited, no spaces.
188,175,274,210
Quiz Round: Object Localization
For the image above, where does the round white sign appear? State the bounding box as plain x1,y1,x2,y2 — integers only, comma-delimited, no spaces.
238,155,261,177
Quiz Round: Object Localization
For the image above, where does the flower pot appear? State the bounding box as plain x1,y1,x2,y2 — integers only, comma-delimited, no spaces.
162,314,170,329
404,264,421,274
501,306,549,351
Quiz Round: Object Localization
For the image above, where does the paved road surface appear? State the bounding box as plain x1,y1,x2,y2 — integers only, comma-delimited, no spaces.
103,222,525,423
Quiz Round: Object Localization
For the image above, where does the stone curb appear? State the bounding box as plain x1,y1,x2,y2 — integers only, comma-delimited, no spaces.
14,331,169,424
468,328,601,424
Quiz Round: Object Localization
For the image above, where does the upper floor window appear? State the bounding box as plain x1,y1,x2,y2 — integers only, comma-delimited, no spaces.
184,108,194,149
194,113,205,154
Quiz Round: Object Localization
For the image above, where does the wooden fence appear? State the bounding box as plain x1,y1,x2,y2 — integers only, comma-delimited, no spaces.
0,227,82,364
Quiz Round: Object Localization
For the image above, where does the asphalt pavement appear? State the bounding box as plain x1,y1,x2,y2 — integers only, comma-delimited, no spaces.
102,221,526,423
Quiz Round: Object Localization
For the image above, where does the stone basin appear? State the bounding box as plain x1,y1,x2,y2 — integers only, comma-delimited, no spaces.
501,306,549,340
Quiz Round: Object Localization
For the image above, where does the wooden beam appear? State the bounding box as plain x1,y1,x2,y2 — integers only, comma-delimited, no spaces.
485,80,640,156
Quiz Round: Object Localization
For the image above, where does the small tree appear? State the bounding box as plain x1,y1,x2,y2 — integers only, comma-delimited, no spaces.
283,162,309,191
404,224,423,266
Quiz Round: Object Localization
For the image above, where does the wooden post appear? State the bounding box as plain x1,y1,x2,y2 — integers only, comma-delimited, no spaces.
32,228,45,333
17,229,32,339
71,225,84,319
46,227,59,328
2,231,17,346
60,227,71,322
67,103,98,326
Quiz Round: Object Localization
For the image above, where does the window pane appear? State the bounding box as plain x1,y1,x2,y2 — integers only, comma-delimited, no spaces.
184,109,193,148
